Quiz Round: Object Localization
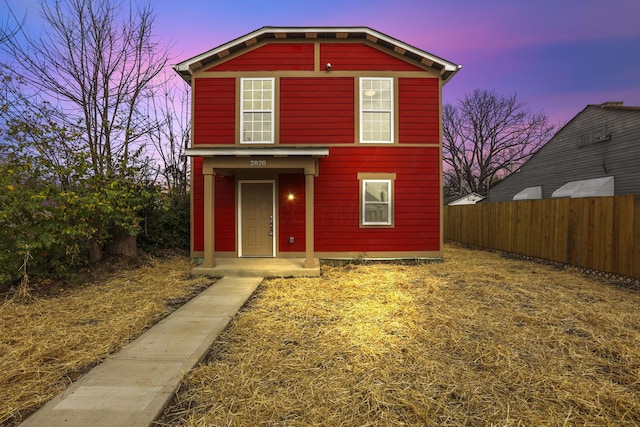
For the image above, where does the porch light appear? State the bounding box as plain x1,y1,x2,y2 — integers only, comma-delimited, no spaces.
287,193,295,201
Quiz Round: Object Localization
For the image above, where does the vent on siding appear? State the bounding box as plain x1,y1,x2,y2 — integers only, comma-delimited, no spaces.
577,126,611,147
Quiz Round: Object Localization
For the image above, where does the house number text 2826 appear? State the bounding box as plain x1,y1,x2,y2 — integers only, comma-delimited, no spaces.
249,160,267,166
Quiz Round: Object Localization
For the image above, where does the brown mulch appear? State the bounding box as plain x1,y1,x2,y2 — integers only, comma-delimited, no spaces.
0,255,214,426
156,244,640,426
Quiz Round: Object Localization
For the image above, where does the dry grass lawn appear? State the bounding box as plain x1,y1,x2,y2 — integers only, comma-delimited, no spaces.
0,256,214,426
2,245,639,426
157,244,640,426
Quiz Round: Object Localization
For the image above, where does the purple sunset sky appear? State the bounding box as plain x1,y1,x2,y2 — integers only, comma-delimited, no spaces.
4,0,640,127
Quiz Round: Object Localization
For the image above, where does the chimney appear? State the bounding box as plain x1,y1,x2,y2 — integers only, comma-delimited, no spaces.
600,101,624,107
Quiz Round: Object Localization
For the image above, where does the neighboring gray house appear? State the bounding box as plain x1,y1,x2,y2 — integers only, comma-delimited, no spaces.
488,102,640,203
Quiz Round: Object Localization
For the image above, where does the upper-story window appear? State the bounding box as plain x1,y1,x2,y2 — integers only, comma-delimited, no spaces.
241,78,274,144
360,77,394,143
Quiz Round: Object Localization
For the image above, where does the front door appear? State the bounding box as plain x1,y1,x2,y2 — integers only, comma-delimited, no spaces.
240,181,275,257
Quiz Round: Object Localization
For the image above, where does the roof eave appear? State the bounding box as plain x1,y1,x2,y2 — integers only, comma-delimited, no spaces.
172,26,461,84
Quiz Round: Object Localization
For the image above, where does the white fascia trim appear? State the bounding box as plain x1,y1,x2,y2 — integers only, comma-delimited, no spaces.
262,27,460,72
360,29,459,73
173,29,263,74
185,147,329,157
173,26,461,75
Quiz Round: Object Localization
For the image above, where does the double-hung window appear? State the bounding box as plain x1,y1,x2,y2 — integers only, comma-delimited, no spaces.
241,78,274,144
359,174,395,226
360,77,394,143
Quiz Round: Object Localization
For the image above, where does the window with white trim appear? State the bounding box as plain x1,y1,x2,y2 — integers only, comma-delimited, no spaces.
361,179,393,225
241,78,274,144
360,77,394,143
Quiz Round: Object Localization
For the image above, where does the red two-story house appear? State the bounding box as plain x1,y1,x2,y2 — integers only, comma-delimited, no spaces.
173,26,460,270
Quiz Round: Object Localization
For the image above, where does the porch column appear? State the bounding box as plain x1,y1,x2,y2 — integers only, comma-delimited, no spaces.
202,167,216,268
304,171,316,268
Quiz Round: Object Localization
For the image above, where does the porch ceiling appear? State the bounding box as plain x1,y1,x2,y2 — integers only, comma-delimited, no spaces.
193,147,328,176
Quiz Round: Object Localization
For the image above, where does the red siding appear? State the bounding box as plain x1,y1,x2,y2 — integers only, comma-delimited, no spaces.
398,78,440,143
208,43,314,71
192,158,204,252
215,175,236,252
320,43,423,71
278,174,306,252
193,154,442,256
280,78,354,144
191,164,236,253
190,38,445,257
193,78,235,145
314,146,441,252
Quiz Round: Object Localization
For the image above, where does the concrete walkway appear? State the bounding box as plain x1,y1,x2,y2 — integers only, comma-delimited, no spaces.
19,276,262,427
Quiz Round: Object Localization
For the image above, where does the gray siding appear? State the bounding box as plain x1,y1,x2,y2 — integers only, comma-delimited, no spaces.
488,105,640,203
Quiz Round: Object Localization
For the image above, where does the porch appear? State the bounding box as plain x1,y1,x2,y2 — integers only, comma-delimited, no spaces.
187,147,329,272
192,257,321,278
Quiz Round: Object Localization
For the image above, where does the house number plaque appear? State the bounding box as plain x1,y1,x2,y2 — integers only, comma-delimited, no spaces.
249,160,267,166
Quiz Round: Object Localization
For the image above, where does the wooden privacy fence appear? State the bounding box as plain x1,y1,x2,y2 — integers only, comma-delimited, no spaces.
443,195,640,279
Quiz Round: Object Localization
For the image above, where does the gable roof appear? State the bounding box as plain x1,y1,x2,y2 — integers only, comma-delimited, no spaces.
173,26,461,84
535,102,640,151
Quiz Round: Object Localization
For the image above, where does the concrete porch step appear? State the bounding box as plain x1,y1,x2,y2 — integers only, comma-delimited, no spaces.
191,257,321,278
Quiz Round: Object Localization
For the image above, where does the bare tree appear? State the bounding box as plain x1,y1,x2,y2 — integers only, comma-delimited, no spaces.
443,89,555,195
0,1,24,45
147,75,190,196
1,0,173,258
1,0,169,177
